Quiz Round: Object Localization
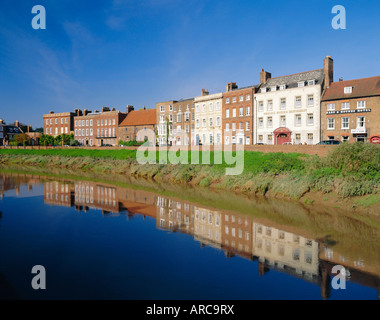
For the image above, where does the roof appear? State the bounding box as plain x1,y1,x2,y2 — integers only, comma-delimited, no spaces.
119,109,156,127
261,69,324,89
322,76,380,101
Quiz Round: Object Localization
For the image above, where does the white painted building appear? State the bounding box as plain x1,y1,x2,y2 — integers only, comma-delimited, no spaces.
193,90,223,146
254,69,325,145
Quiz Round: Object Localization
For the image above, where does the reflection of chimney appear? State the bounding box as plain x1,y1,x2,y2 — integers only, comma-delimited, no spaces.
201,89,209,96
260,69,271,84
324,56,334,88
320,266,331,300
226,82,238,92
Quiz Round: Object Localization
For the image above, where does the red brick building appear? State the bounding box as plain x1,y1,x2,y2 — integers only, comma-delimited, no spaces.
118,107,157,143
43,111,76,137
222,82,258,145
321,76,380,143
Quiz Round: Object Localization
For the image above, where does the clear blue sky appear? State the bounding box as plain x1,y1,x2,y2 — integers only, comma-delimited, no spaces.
1,0,380,128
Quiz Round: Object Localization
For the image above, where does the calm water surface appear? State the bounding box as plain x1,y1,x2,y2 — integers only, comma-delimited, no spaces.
0,172,379,300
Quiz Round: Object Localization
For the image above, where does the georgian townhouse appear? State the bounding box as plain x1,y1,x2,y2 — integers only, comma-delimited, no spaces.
193,89,223,146
73,107,128,147
321,76,380,143
254,56,333,145
156,100,176,146
173,98,195,146
43,110,76,137
222,82,258,146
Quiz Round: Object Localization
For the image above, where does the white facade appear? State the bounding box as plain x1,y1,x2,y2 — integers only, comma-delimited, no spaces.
254,80,322,145
193,92,223,146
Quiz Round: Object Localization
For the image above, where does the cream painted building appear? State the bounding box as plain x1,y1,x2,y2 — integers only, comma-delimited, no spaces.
193,206,222,249
193,90,223,146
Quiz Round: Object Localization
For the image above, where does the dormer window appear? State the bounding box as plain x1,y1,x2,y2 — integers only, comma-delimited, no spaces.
271,86,277,92
344,86,353,94
279,84,286,90
308,80,315,86
298,81,305,88
261,88,267,93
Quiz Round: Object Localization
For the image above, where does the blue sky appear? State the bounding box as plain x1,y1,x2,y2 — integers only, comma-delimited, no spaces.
1,0,380,128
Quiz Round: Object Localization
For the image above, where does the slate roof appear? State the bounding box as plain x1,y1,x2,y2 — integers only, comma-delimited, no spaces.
261,69,324,89
321,76,380,101
119,109,156,127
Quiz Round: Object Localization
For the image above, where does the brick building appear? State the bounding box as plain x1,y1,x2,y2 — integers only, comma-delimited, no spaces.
222,83,258,145
118,107,157,143
321,76,380,143
156,98,195,146
73,107,128,146
43,111,76,137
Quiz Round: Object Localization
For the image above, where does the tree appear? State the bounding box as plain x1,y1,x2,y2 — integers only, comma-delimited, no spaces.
15,133,31,146
39,134,54,146
34,127,43,133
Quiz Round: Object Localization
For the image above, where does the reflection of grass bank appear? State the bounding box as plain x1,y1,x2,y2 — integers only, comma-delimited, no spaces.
0,143,379,206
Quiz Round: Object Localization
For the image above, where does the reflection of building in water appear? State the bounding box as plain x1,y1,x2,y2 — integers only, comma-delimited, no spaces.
45,181,74,207
222,213,253,259
193,207,221,249
252,222,319,281
0,173,42,199
156,196,195,236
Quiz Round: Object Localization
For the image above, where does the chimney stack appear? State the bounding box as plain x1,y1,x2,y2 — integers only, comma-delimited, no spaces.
226,82,238,92
324,56,334,88
143,106,146,110
49,111,54,114
101,107,110,113
15,120,19,127
201,89,209,96
260,69,271,84
126,105,134,114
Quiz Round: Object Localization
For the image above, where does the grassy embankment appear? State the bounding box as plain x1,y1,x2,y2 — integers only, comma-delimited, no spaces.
0,143,379,201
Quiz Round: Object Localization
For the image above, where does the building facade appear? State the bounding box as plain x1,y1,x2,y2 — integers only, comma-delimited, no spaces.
222,83,257,145
254,56,333,145
193,90,223,146
321,76,380,143
118,107,157,144
73,107,128,147
43,111,76,137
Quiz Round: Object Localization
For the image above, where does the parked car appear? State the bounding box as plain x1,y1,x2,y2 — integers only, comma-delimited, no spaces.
317,140,341,145
282,142,293,145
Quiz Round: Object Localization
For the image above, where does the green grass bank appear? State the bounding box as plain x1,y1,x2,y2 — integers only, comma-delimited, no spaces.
0,143,379,202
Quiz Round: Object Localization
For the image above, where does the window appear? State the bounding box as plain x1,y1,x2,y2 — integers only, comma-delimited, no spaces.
307,114,314,125
209,117,213,127
258,101,264,112
307,133,313,144
327,118,335,129
246,106,250,116
105,119,107,126
216,133,221,144
55,119,58,124
344,86,353,94
246,122,250,131
232,97,237,103
341,135,349,143
195,104,200,113
160,105,165,112
357,116,365,128
295,96,302,108
202,104,206,112
280,115,286,126
308,95,314,107
295,133,301,144
239,122,243,130
196,119,200,128
258,135,263,143
239,95,244,102
226,109,230,118
295,114,302,126
177,114,181,122
202,118,206,127
90,120,93,126
267,100,273,111
308,80,315,86
258,118,263,128
246,94,250,100
185,112,189,122
226,98,230,104
271,86,277,92
327,103,335,111
298,81,305,87
239,107,244,116
232,108,236,117
216,101,221,110
169,105,173,111
246,136,250,145
342,102,350,110
267,134,273,144
267,116,273,128
280,98,286,110
209,134,213,145
226,123,229,131
279,84,286,90
357,101,366,109
261,88,267,93
216,117,221,126
341,117,349,129
232,122,236,131
209,102,213,111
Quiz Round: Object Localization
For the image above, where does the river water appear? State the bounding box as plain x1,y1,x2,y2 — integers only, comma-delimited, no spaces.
0,171,379,300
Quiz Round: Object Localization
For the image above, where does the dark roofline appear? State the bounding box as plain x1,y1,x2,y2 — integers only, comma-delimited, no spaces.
267,68,323,81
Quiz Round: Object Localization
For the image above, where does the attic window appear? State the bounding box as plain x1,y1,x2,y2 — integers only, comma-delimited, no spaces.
279,84,286,90
261,88,267,93
298,81,305,87
271,86,277,92
308,80,315,86
344,86,353,94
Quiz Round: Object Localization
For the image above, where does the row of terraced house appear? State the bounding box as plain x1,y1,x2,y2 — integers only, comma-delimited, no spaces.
43,56,380,147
